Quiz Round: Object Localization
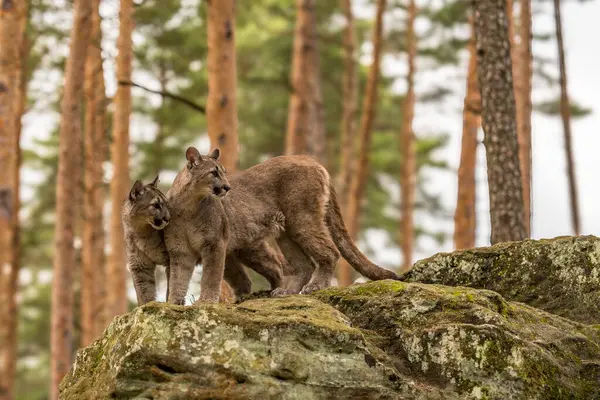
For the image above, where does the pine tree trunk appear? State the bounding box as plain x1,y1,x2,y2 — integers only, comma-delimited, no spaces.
399,0,417,272
82,0,107,347
310,34,327,167
473,0,526,244
553,0,580,235
207,0,238,301
516,0,532,236
286,0,320,159
50,0,92,398
507,0,532,237
0,3,21,392
336,0,358,287
344,0,386,241
108,0,134,320
454,18,481,250
207,0,238,172
0,1,28,397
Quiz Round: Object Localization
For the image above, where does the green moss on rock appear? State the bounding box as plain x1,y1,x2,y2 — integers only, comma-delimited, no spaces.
314,281,600,399
404,236,600,324
60,296,425,399
62,279,600,399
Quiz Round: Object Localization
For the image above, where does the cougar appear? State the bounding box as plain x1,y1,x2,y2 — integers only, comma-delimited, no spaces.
164,147,400,304
123,177,283,305
122,177,171,305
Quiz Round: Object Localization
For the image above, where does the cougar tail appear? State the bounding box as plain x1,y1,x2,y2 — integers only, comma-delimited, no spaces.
325,183,402,281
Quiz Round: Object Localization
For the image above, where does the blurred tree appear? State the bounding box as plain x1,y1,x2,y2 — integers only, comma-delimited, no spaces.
108,0,134,319
0,0,29,398
336,0,358,286
399,0,417,271
285,0,326,164
207,0,238,172
473,0,526,244
345,0,386,246
454,16,480,250
553,0,580,235
82,0,107,347
206,0,238,302
50,0,91,398
514,0,533,236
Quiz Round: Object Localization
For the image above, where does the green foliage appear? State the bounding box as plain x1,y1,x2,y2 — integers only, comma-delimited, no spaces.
534,97,593,118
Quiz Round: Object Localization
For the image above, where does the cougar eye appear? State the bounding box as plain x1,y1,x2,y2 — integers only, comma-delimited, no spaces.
152,203,160,209
210,170,218,177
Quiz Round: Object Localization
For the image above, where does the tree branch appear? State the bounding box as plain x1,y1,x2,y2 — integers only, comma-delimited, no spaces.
118,80,206,114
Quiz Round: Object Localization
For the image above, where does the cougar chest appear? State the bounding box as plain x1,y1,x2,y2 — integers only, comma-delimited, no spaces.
135,232,168,266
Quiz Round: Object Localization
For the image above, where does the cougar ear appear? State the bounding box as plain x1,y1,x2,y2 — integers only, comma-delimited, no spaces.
208,148,220,161
186,146,202,164
129,180,145,201
150,175,160,187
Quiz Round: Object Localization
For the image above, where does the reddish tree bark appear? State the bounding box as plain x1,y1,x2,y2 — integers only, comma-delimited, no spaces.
454,18,481,250
399,0,417,271
344,0,386,243
337,0,358,286
50,0,92,397
108,0,134,319
285,0,326,164
82,0,107,346
206,0,238,172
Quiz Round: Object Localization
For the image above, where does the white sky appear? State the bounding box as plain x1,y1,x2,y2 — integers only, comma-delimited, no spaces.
19,0,600,274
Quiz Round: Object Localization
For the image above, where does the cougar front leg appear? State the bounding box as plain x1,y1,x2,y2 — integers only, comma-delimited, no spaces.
198,240,227,303
164,264,170,302
167,252,196,305
130,262,157,305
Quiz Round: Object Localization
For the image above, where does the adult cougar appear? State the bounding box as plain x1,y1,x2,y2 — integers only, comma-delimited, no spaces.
165,147,399,304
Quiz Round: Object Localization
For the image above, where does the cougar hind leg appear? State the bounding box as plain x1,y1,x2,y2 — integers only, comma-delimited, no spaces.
272,233,315,296
223,255,252,297
236,240,283,291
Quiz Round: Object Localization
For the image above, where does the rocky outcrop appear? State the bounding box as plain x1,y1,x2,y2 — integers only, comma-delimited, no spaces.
404,236,600,324
61,280,600,399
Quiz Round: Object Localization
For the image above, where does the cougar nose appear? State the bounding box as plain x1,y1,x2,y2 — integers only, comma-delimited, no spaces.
163,215,170,223
223,184,231,192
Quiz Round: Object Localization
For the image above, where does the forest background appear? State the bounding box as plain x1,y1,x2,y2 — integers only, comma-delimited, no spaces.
2,0,599,398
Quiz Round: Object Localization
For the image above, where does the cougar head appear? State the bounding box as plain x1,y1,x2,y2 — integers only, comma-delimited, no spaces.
127,176,171,230
178,147,231,198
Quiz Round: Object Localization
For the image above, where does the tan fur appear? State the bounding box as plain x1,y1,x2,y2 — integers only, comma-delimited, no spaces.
122,177,171,305
124,176,284,305
164,148,284,303
165,148,399,304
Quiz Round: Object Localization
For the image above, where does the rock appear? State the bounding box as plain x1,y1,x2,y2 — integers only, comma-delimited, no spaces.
60,295,428,399
61,281,600,399
403,236,600,324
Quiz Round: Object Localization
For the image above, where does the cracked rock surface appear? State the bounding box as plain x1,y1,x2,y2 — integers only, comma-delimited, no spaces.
61,279,600,399
404,235,600,324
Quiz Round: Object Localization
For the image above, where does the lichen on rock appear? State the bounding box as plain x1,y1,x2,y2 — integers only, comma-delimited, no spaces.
60,296,426,399
61,279,600,399
404,236,600,324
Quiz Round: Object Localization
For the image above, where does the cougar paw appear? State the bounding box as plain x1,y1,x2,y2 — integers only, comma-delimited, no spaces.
271,288,295,297
300,282,327,295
